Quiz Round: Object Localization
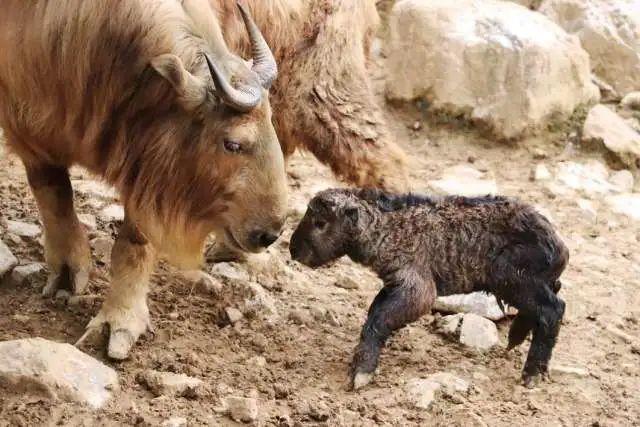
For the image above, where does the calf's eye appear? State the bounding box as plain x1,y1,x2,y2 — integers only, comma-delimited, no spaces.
223,139,242,153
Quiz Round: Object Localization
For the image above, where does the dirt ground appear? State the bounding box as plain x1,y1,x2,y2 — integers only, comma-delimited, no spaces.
2,10,640,427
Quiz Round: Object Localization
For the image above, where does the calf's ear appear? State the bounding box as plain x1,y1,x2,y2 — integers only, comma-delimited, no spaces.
151,54,207,111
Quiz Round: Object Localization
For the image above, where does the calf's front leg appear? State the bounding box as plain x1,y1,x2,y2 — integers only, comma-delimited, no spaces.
350,268,435,390
77,217,155,360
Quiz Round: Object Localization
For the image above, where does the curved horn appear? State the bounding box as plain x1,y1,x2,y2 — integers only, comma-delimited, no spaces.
236,1,278,88
204,53,261,112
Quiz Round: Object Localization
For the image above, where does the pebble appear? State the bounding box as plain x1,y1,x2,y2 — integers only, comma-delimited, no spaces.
10,263,45,286
225,307,244,324
6,220,41,238
225,396,258,423
162,417,187,427
138,370,203,398
459,313,499,350
0,240,18,278
334,277,360,290
98,204,125,222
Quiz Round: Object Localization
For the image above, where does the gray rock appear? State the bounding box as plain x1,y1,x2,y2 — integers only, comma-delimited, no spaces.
6,220,41,238
576,199,598,223
138,370,203,398
225,307,244,324
609,170,634,193
98,204,125,222
582,105,640,169
606,194,640,221
533,164,552,182
621,92,640,110
436,314,464,337
0,241,18,278
210,262,250,285
225,396,259,423
334,276,360,290
459,313,499,350
0,338,118,408
243,282,279,320
429,165,498,197
435,293,508,321
162,417,187,427
554,160,615,196
405,372,470,410
10,263,45,286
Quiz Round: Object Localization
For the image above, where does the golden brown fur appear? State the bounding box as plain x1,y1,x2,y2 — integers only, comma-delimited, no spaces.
0,0,287,359
210,0,410,191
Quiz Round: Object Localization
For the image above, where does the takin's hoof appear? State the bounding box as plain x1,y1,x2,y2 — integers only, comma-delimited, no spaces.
522,370,550,389
351,371,375,391
75,306,152,360
42,265,90,297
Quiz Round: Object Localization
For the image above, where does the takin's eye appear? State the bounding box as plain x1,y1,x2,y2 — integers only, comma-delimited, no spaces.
223,138,243,153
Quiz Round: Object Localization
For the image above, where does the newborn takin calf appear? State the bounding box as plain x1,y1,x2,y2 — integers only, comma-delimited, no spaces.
290,188,568,389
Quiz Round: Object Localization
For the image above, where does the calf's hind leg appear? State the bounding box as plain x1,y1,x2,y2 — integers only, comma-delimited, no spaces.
25,164,90,296
350,268,435,390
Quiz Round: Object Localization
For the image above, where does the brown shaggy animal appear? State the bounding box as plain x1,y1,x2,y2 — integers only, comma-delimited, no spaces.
0,0,287,359
210,0,409,191
290,188,569,390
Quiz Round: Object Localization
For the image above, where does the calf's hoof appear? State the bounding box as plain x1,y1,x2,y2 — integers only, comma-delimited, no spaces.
522,367,550,389
42,265,89,297
351,371,375,391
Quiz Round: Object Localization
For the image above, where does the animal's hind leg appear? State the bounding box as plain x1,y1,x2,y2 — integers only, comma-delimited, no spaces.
494,277,565,387
25,164,90,296
350,267,435,390
77,217,155,359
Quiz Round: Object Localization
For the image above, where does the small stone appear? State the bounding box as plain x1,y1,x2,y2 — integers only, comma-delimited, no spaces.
436,314,464,337
225,396,258,423
10,263,45,286
288,309,313,326
309,401,330,421
6,220,41,238
0,338,119,408
11,314,30,323
334,277,360,290
138,370,203,398
429,165,498,197
98,204,125,222
225,307,244,324
434,293,508,321
405,378,441,410
427,372,470,394
411,121,422,131
606,194,640,221
183,270,223,295
91,237,113,263
243,282,279,320
459,313,499,350
576,199,598,223
78,213,97,231
621,92,640,110
162,417,187,427
532,149,548,160
533,164,552,181
582,105,640,169
550,365,589,378
0,241,18,278
310,306,327,321
168,312,179,321
247,356,266,368
609,170,634,193
210,262,250,285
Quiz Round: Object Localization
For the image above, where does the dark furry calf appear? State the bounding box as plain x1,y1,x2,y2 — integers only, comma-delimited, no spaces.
290,188,568,390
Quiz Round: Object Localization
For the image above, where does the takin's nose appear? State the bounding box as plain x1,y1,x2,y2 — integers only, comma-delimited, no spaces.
249,229,280,249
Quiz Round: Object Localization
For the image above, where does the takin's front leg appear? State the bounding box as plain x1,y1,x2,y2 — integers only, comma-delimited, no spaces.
77,219,155,360
25,164,91,296
350,268,436,390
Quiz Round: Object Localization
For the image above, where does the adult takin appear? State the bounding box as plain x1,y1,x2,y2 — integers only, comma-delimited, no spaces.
0,0,287,359
290,188,569,389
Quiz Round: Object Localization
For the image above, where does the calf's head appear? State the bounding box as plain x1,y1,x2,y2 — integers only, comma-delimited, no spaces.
143,3,287,267
290,189,366,268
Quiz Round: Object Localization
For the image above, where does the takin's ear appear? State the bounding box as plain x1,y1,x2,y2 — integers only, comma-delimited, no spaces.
151,54,207,111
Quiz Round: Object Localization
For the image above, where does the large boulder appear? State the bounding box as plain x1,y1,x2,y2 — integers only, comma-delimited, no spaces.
386,0,599,139
0,240,18,278
540,0,640,96
0,338,119,408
